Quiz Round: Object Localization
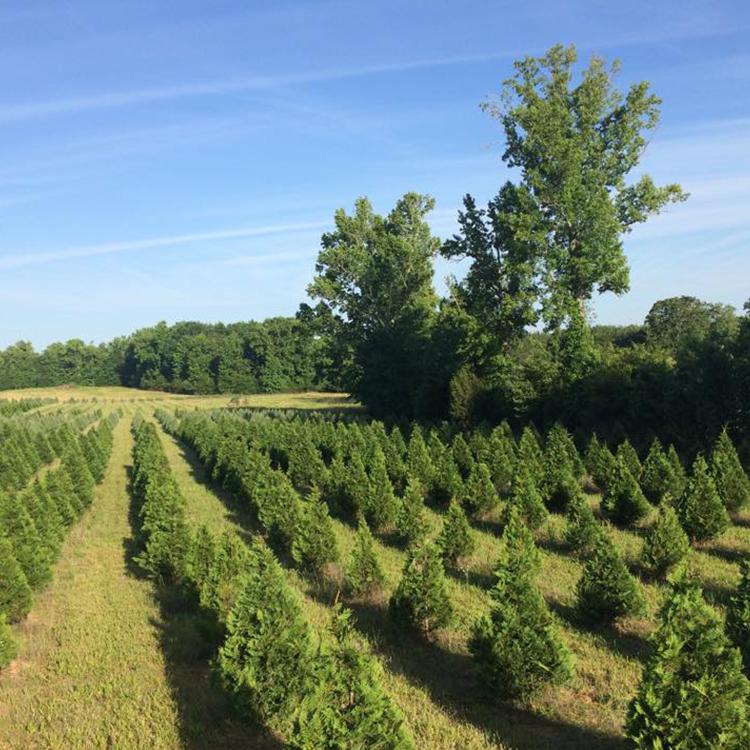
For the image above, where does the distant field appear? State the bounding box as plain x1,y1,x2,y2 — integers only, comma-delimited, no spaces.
0,385,359,411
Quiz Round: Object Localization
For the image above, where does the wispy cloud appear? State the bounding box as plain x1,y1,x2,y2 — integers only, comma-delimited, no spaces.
0,52,521,125
0,220,329,270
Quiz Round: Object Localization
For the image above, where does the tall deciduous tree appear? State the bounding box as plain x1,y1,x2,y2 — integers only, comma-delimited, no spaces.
308,193,440,416
444,44,686,374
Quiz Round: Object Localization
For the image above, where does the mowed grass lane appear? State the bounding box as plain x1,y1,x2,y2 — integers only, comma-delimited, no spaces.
0,416,184,749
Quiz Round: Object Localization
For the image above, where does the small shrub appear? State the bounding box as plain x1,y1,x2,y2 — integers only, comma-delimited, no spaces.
390,542,452,635
576,533,643,624
675,455,729,543
627,572,750,749
438,500,474,569
346,519,386,596
640,505,690,579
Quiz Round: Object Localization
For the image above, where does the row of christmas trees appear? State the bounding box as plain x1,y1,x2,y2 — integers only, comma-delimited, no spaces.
0,397,55,417
0,411,118,668
133,417,414,749
168,408,750,747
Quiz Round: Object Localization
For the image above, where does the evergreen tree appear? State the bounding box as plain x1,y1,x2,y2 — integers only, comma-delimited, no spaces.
32,479,65,547
667,445,687,498
341,453,370,518
44,467,79,525
390,542,452,635
486,433,516,495
0,492,50,590
576,533,643,624
726,557,750,672
460,462,498,519
438,500,474,569
627,573,750,749
640,438,679,505
543,424,582,506
0,533,33,622
584,434,602,476
365,449,399,531
61,442,95,508
395,478,430,547
451,433,475,480
507,469,548,531
601,455,650,526
347,519,386,596
406,426,434,493
616,440,642,481
517,427,544,483
0,614,16,670
565,492,601,556
470,508,572,700
290,607,414,750
590,443,618,494
218,546,314,724
711,428,750,512
288,434,329,494
430,448,463,505
640,505,690,579
292,489,339,577
199,530,254,621
675,455,729,543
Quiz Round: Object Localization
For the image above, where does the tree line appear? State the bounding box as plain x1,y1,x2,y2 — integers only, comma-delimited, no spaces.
0,317,333,395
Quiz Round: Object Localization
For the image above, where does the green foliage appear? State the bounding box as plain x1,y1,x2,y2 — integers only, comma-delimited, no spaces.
390,542,452,635
292,490,339,577
601,455,650,526
640,505,690,579
406,426,434,492
711,429,750,512
470,509,572,700
640,438,680,504
564,492,601,556
0,492,50,590
395,478,430,547
616,440,642,482
437,500,474,568
507,469,548,531
589,442,618,493
667,445,687,497
347,519,386,597
517,427,544,483
486,433,516,494
198,531,254,622
460,461,498,518
726,558,750,673
0,534,32,623
289,607,414,750
576,532,643,624
218,546,314,724
627,573,750,749
365,449,399,531
307,193,440,416
430,448,463,505
675,455,729,543
0,614,17,670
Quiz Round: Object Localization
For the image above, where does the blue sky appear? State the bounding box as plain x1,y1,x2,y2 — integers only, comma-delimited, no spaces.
1,0,748,349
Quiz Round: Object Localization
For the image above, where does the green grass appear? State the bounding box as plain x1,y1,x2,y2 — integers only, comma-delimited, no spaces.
0,384,358,413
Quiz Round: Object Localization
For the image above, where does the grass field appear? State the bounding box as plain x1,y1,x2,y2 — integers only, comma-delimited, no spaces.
1,386,748,749
0,385,358,412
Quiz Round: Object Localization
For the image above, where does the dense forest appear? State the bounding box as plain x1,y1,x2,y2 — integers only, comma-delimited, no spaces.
2,45,748,458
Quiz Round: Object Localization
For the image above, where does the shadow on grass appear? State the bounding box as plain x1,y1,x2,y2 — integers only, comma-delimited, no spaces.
546,597,650,663
699,541,748,565
123,453,281,750
702,580,736,608
348,598,628,750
